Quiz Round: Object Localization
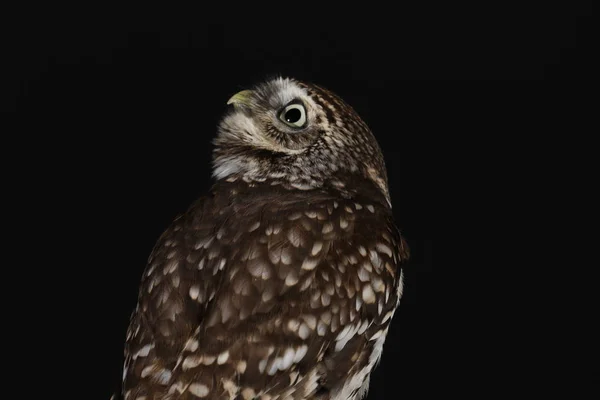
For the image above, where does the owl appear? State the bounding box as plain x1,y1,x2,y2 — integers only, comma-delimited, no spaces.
116,77,409,400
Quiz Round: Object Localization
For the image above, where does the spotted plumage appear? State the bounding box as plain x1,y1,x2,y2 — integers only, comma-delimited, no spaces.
116,77,409,400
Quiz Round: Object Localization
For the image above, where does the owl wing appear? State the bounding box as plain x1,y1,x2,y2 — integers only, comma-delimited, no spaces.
121,195,234,398
164,195,409,400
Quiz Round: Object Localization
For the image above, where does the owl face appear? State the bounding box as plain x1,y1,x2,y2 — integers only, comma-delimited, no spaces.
217,78,326,156
212,77,389,201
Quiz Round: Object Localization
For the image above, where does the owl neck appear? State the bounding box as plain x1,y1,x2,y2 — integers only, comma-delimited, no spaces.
212,146,391,208
212,171,391,211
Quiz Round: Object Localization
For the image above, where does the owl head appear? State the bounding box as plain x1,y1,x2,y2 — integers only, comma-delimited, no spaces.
212,77,390,204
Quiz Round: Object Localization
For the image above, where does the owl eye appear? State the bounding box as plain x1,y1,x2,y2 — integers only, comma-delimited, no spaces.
279,103,307,128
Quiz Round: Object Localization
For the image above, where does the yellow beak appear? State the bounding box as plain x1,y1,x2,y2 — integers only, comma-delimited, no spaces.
227,90,253,107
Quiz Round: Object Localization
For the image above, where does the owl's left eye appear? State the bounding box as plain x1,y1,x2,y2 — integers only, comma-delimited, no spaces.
279,103,307,128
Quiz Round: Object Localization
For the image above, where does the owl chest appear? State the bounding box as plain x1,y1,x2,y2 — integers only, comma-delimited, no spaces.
193,195,401,333
223,199,397,294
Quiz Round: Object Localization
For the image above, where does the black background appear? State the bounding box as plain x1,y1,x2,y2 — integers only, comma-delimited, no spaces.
4,5,591,399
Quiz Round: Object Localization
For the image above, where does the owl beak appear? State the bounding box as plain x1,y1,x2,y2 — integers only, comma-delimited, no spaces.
227,90,253,108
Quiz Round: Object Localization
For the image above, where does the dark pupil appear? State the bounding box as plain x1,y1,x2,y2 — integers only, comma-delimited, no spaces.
285,108,301,123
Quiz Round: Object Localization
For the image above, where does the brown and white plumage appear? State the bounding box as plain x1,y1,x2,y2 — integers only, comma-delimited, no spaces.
117,77,409,400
